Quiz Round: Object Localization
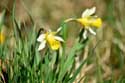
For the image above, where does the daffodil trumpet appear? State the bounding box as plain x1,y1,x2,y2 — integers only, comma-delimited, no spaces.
37,28,64,51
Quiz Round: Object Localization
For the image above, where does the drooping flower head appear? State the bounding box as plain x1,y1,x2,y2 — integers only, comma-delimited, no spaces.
65,7,102,39
37,28,64,51
77,7,102,28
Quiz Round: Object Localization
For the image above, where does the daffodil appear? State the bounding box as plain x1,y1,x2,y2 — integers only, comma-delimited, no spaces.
65,7,102,39
0,32,5,44
37,28,64,51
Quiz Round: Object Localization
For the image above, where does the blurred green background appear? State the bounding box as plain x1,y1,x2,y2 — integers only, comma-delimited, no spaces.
1,0,125,82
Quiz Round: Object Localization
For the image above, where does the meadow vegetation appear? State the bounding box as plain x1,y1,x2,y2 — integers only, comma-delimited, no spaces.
0,0,125,83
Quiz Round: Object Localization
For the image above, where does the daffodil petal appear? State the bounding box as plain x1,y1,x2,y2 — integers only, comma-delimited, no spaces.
88,28,96,35
38,40,46,51
82,7,96,18
83,30,87,39
37,34,45,42
54,36,64,42
57,27,62,33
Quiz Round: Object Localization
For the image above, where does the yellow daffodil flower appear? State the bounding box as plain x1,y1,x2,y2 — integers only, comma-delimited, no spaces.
65,7,102,39
37,28,64,51
0,32,5,44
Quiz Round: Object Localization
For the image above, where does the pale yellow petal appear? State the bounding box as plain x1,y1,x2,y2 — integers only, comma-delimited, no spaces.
88,28,96,35
82,7,96,18
38,40,46,51
37,34,45,42
83,30,87,39
54,36,64,42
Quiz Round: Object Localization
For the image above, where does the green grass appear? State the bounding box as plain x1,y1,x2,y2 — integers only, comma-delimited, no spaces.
0,11,88,83
1,0,125,83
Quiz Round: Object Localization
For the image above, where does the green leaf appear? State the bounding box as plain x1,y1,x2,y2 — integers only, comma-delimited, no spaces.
58,41,84,82
0,10,6,31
